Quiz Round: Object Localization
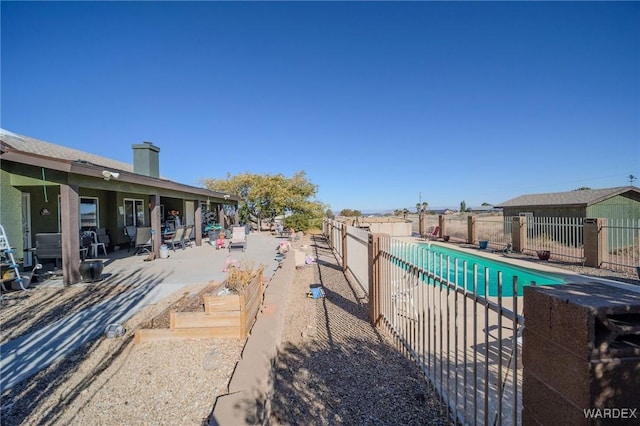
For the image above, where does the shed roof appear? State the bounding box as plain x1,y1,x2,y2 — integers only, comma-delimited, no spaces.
496,186,640,208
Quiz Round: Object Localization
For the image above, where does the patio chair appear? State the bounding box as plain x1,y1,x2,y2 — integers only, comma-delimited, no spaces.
166,226,187,251
89,230,107,258
422,226,440,240
228,226,247,252
34,233,63,270
124,226,137,252
134,227,153,255
182,224,194,248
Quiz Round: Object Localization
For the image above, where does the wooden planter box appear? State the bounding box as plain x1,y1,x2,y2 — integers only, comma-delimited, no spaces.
135,269,264,343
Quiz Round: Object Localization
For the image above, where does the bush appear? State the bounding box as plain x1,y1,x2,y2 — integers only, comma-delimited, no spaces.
284,213,317,232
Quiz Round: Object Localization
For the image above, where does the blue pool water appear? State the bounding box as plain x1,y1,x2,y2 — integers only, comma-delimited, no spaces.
399,243,566,297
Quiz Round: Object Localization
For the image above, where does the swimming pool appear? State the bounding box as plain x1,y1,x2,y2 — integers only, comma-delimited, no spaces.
398,242,566,297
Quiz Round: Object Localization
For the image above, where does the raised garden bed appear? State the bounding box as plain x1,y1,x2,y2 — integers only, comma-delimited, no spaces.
135,269,264,343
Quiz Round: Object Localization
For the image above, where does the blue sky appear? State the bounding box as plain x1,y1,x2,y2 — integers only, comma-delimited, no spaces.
2,1,639,213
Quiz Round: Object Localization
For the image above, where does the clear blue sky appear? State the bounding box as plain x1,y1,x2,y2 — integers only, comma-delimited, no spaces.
2,1,639,213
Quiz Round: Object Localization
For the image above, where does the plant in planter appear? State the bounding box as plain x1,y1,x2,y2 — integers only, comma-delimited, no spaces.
225,260,263,293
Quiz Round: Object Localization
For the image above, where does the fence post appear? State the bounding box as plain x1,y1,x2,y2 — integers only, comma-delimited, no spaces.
342,224,348,272
512,216,527,252
438,214,444,239
328,221,334,248
418,212,425,236
467,215,476,244
583,218,606,268
368,233,383,326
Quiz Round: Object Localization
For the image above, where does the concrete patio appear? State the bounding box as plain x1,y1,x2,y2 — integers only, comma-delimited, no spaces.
0,232,286,394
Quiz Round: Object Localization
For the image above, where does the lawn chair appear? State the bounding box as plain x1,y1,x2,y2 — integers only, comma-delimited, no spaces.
228,226,247,252
182,224,194,248
124,226,137,252
167,226,186,251
134,227,153,255
422,226,440,240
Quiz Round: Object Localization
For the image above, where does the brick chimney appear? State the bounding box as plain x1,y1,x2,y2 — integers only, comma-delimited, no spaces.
132,141,160,178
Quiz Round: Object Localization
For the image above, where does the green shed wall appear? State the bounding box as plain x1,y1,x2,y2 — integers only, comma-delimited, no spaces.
586,194,640,221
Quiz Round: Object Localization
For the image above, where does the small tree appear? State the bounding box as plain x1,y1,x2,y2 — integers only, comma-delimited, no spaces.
460,200,467,212
339,209,362,217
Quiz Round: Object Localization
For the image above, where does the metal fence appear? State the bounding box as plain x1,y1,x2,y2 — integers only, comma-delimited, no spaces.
323,216,639,425
325,220,344,263
379,237,524,425
475,216,512,250
602,218,640,273
521,216,585,263
449,214,638,273
344,226,370,293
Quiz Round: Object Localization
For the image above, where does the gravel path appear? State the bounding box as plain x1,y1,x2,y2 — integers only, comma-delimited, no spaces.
269,235,450,425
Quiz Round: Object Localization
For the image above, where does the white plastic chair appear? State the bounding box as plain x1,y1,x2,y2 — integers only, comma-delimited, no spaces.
90,231,107,257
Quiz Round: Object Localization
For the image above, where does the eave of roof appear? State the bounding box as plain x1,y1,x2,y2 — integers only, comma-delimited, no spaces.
0,134,241,202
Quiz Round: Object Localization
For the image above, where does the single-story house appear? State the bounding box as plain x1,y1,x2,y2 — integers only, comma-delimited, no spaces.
1,128,239,284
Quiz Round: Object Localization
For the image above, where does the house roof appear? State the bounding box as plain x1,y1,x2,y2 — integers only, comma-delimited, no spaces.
0,128,240,202
496,186,640,208
0,128,135,173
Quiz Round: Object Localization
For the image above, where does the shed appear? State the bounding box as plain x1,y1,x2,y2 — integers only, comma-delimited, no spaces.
496,186,640,221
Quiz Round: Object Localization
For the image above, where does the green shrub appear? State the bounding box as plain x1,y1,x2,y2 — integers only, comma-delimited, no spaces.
284,213,320,232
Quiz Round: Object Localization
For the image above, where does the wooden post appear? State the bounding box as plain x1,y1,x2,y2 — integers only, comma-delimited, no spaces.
439,214,446,238
60,184,81,285
342,224,348,272
150,194,161,257
194,200,202,246
368,233,384,326
467,215,476,245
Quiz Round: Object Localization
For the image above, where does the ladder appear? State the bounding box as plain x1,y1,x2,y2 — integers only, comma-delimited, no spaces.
0,224,29,291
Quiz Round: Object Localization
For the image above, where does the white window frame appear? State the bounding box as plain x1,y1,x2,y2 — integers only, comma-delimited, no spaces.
123,198,145,227
80,196,100,229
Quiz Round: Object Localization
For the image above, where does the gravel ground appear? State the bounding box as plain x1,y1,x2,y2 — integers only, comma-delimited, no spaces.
0,282,244,426
269,235,451,425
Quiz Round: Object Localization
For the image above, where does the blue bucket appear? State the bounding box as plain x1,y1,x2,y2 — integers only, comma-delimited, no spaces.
479,240,489,250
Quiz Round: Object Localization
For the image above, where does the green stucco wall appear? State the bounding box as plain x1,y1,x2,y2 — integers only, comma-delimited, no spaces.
0,169,25,257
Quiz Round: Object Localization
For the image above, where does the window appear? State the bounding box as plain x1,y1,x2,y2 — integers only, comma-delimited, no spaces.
124,199,145,227
80,197,99,229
